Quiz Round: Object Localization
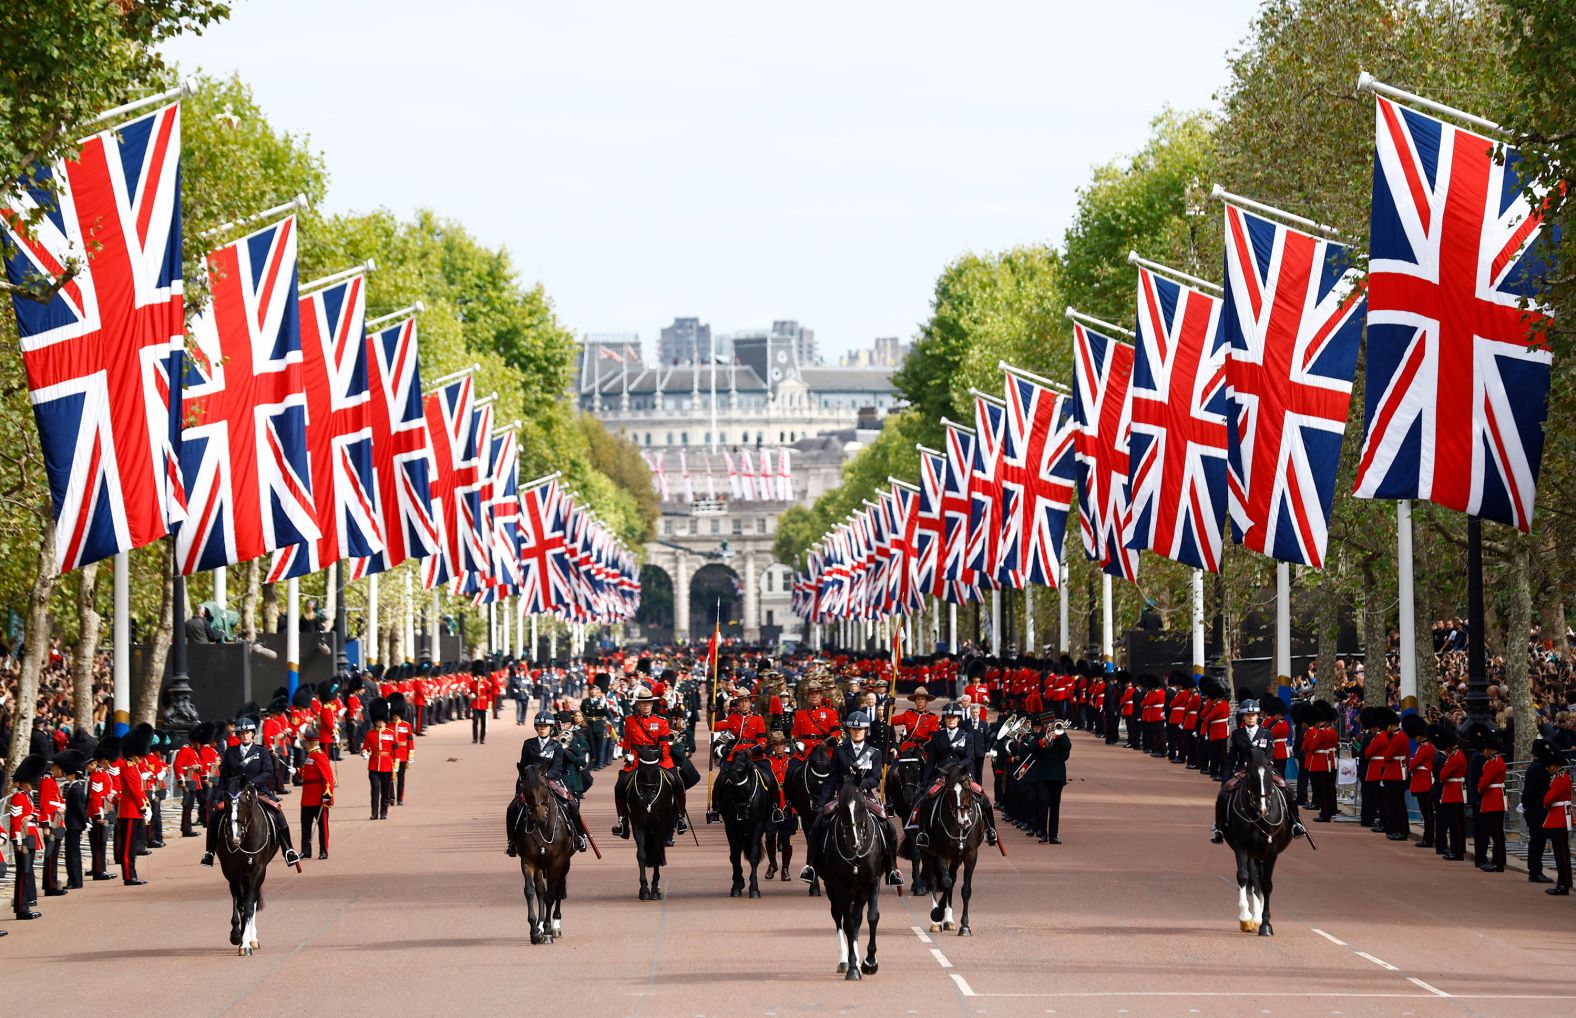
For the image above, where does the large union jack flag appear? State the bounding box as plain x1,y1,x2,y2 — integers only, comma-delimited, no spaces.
966,394,1007,587
451,400,495,596
518,477,571,615
178,216,316,575
999,368,1077,588
3,102,186,572
1224,203,1364,567
940,420,977,594
1125,264,1229,572
483,428,521,598
915,451,947,599
1072,321,1139,581
419,377,481,590
885,484,923,615
351,316,436,579
1352,96,1557,530
267,273,382,581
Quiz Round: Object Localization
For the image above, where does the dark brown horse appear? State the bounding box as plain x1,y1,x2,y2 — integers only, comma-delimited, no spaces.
1223,746,1294,936
625,745,677,900
817,773,887,980
713,750,776,898
510,762,575,944
784,738,833,897
915,760,983,937
215,785,276,956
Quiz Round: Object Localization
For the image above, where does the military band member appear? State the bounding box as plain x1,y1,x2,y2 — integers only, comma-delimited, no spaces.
1018,715,1071,843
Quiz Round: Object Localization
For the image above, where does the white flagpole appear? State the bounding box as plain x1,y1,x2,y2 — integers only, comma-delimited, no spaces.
286,576,300,692
1101,573,1114,667
1058,553,1070,655
403,571,415,663
112,552,129,734
487,601,496,655
1024,586,1035,656
1397,501,1418,710
200,193,310,240
531,613,539,661
990,589,1002,657
1275,562,1291,699
213,565,228,615
367,572,380,667
80,77,197,132
1191,569,1206,677
430,590,441,664
948,600,957,654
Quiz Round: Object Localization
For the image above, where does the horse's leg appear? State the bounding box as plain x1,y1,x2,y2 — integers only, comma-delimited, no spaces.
1257,856,1276,937
956,853,975,937
523,860,543,944
764,823,778,880
746,825,762,899
860,886,881,974
648,830,662,900
551,870,564,938
942,856,959,930
228,879,243,947
830,891,850,974
1235,850,1257,933
536,871,554,944
729,827,744,897
242,884,259,954
842,896,864,981
926,856,946,933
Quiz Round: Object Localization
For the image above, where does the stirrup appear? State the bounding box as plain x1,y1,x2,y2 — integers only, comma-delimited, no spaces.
506,843,518,857
985,827,998,845
200,852,214,867
799,864,816,883
705,808,721,824
675,815,689,834
771,807,786,824
1292,823,1307,838
886,869,905,886
1209,829,1224,844
915,832,929,849
284,848,302,866
577,836,589,853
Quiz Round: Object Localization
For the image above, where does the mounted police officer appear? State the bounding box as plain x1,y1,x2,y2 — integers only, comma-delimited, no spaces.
910,701,999,846
201,716,303,868
507,712,588,855
797,710,905,888
1211,698,1306,844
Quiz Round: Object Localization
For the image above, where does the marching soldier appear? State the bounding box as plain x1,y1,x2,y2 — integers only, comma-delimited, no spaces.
582,678,610,770
390,692,415,806
362,698,397,820
299,727,334,860
470,662,492,744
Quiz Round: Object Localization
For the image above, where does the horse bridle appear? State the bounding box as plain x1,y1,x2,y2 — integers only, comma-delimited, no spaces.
225,788,272,858
632,761,667,814
934,776,979,850
831,783,877,863
1230,764,1287,835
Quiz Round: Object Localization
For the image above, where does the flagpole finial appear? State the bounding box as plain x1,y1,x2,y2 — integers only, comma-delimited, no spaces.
1126,250,1141,266
1355,70,1376,97
1208,184,1225,201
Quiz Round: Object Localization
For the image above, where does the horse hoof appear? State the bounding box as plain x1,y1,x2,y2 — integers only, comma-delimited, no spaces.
238,946,250,957
530,931,543,945
748,888,761,899
958,927,972,938
912,882,929,896
765,864,777,880
845,965,862,981
861,959,879,975
542,936,553,945
943,921,957,931
230,930,242,946
552,923,562,937
1258,923,1273,937
249,940,259,951
1239,920,1259,934
638,889,651,901
836,962,848,974
929,905,944,923
808,884,821,897
929,922,942,933
729,887,742,898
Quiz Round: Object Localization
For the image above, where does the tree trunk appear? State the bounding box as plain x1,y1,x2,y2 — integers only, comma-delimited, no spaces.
1361,566,1388,707
1538,520,1567,657
134,540,176,727
261,581,279,634
241,557,260,641
71,561,102,733
1315,569,1340,703
3,516,58,800
1505,531,1535,763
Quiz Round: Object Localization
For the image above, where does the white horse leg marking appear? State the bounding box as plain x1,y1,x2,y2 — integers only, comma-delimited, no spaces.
1237,884,1251,922
943,905,955,926
1250,889,1264,923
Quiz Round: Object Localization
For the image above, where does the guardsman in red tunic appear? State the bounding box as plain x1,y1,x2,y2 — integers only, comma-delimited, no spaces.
299,727,335,859
361,698,397,820
611,686,688,839
1401,714,1435,848
1140,677,1166,756
37,756,67,896
1379,711,1411,840
116,724,153,885
1434,722,1467,860
389,693,415,806
470,664,492,744
1202,679,1232,778
1166,676,1189,762
1302,700,1338,819
87,737,118,879
7,753,46,919
1474,733,1507,872
1539,745,1572,895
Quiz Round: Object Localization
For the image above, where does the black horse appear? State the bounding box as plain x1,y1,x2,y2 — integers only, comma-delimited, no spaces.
885,754,927,893
914,760,983,937
713,750,777,898
816,773,886,980
215,785,276,956
625,745,678,901
510,762,575,944
1222,746,1294,936
784,738,833,897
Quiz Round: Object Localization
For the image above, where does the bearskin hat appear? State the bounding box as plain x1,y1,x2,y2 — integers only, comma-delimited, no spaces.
1429,721,1459,750
11,753,48,787
1372,707,1399,729
52,749,87,775
1532,739,1563,768
368,697,391,725
292,686,314,709
387,691,407,718
123,723,155,758
1199,675,1229,700
1313,699,1339,724
1400,713,1428,739
1261,696,1286,716
95,735,123,762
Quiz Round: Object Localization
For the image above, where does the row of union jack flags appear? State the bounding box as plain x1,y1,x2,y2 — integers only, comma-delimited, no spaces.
1,98,637,623
795,83,1556,622
640,447,794,503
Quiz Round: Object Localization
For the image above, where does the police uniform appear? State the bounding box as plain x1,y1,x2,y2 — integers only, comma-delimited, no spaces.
799,712,902,887
204,718,302,867
508,713,587,854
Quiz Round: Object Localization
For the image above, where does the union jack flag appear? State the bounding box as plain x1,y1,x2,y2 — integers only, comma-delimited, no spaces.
1224,203,1364,567
518,477,570,614
999,368,1077,588
915,451,947,599
1352,96,1557,530
3,102,186,572
483,427,521,596
1072,321,1139,581
453,400,495,595
966,395,1007,587
352,316,436,578
267,274,383,581
178,216,315,575
941,420,977,593
1125,265,1229,572
418,377,481,589
885,485,923,615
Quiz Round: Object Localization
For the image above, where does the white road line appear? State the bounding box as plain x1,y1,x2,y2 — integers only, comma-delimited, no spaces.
911,925,932,944
1355,951,1399,972
1407,978,1451,998
950,973,976,996
944,991,1576,1000
930,947,953,969
1311,928,1347,946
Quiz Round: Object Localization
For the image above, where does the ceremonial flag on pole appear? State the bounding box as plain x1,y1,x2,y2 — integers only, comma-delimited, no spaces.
940,420,976,590
1352,95,1556,530
267,272,382,582
485,427,521,594
1072,321,1139,581
1125,264,1229,572
455,400,494,592
704,453,717,499
915,451,947,599
739,449,756,502
353,316,437,577
679,449,694,503
651,450,670,502
966,394,1007,587
518,476,570,614
999,366,1077,588
724,449,741,500
2,100,186,572
777,448,793,501
418,376,480,589
177,215,316,575
1222,201,1364,567
887,481,923,615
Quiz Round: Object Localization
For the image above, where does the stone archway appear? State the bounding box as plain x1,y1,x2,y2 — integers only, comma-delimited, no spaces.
689,562,742,641
635,563,674,641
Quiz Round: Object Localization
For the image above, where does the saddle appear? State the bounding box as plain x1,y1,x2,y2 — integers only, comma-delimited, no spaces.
923,777,984,798
1221,769,1288,796
820,794,885,820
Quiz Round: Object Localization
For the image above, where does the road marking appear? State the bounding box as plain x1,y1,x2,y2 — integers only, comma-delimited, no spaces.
939,991,1576,1000
1311,928,1347,946
912,925,932,944
1407,978,1451,998
931,947,953,968
1355,952,1398,972
950,973,976,996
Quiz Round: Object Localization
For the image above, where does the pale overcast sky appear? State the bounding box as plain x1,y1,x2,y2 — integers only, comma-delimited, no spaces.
164,1,1264,361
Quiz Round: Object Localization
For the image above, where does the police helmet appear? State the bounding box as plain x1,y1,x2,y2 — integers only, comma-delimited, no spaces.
941,701,966,718
534,712,556,727
1236,699,1261,715
844,711,871,730
235,717,259,733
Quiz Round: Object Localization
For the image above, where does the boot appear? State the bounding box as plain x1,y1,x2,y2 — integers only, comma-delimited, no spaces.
1210,827,1224,844
611,815,630,840
269,808,302,867
674,787,690,834
781,843,793,881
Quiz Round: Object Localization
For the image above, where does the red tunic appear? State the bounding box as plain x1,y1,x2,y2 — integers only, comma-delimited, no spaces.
791,706,841,758
1543,772,1572,830
1477,755,1506,812
622,713,674,771
1140,689,1166,724
1408,741,1435,794
962,683,989,706
716,711,767,758
1270,718,1291,761
891,709,939,752
470,679,492,711
1120,688,1136,718
87,768,113,820
300,748,335,808
362,727,397,773
173,744,201,786
1381,730,1408,782
116,760,147,820
1305,727,1336,772
6,788,40,850
1438,748,1468,804
1205,700,1231,742
38,774,65,828
393,719,414,763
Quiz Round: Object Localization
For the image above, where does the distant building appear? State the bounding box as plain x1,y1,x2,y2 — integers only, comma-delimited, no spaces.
839,336,910,368
772,319,817,366
658,317,713,365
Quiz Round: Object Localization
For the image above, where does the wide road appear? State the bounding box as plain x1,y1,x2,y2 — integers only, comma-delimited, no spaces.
4,711,1572,1017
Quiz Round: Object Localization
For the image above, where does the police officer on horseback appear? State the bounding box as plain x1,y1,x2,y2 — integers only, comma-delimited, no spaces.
911,702,999,846
1210,699,1306,844
507,712,589,855
797,711,905,888
201,716,303,868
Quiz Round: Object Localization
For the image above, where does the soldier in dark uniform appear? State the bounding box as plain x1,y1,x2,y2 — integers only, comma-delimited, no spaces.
1523,738,1557,883
506,712,588,855
1018,714,1071,842
582,677,610,770
200,716,303,868
797,711,904,887
912,702,999,846
1212,699,1306,843
56,749,89,889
